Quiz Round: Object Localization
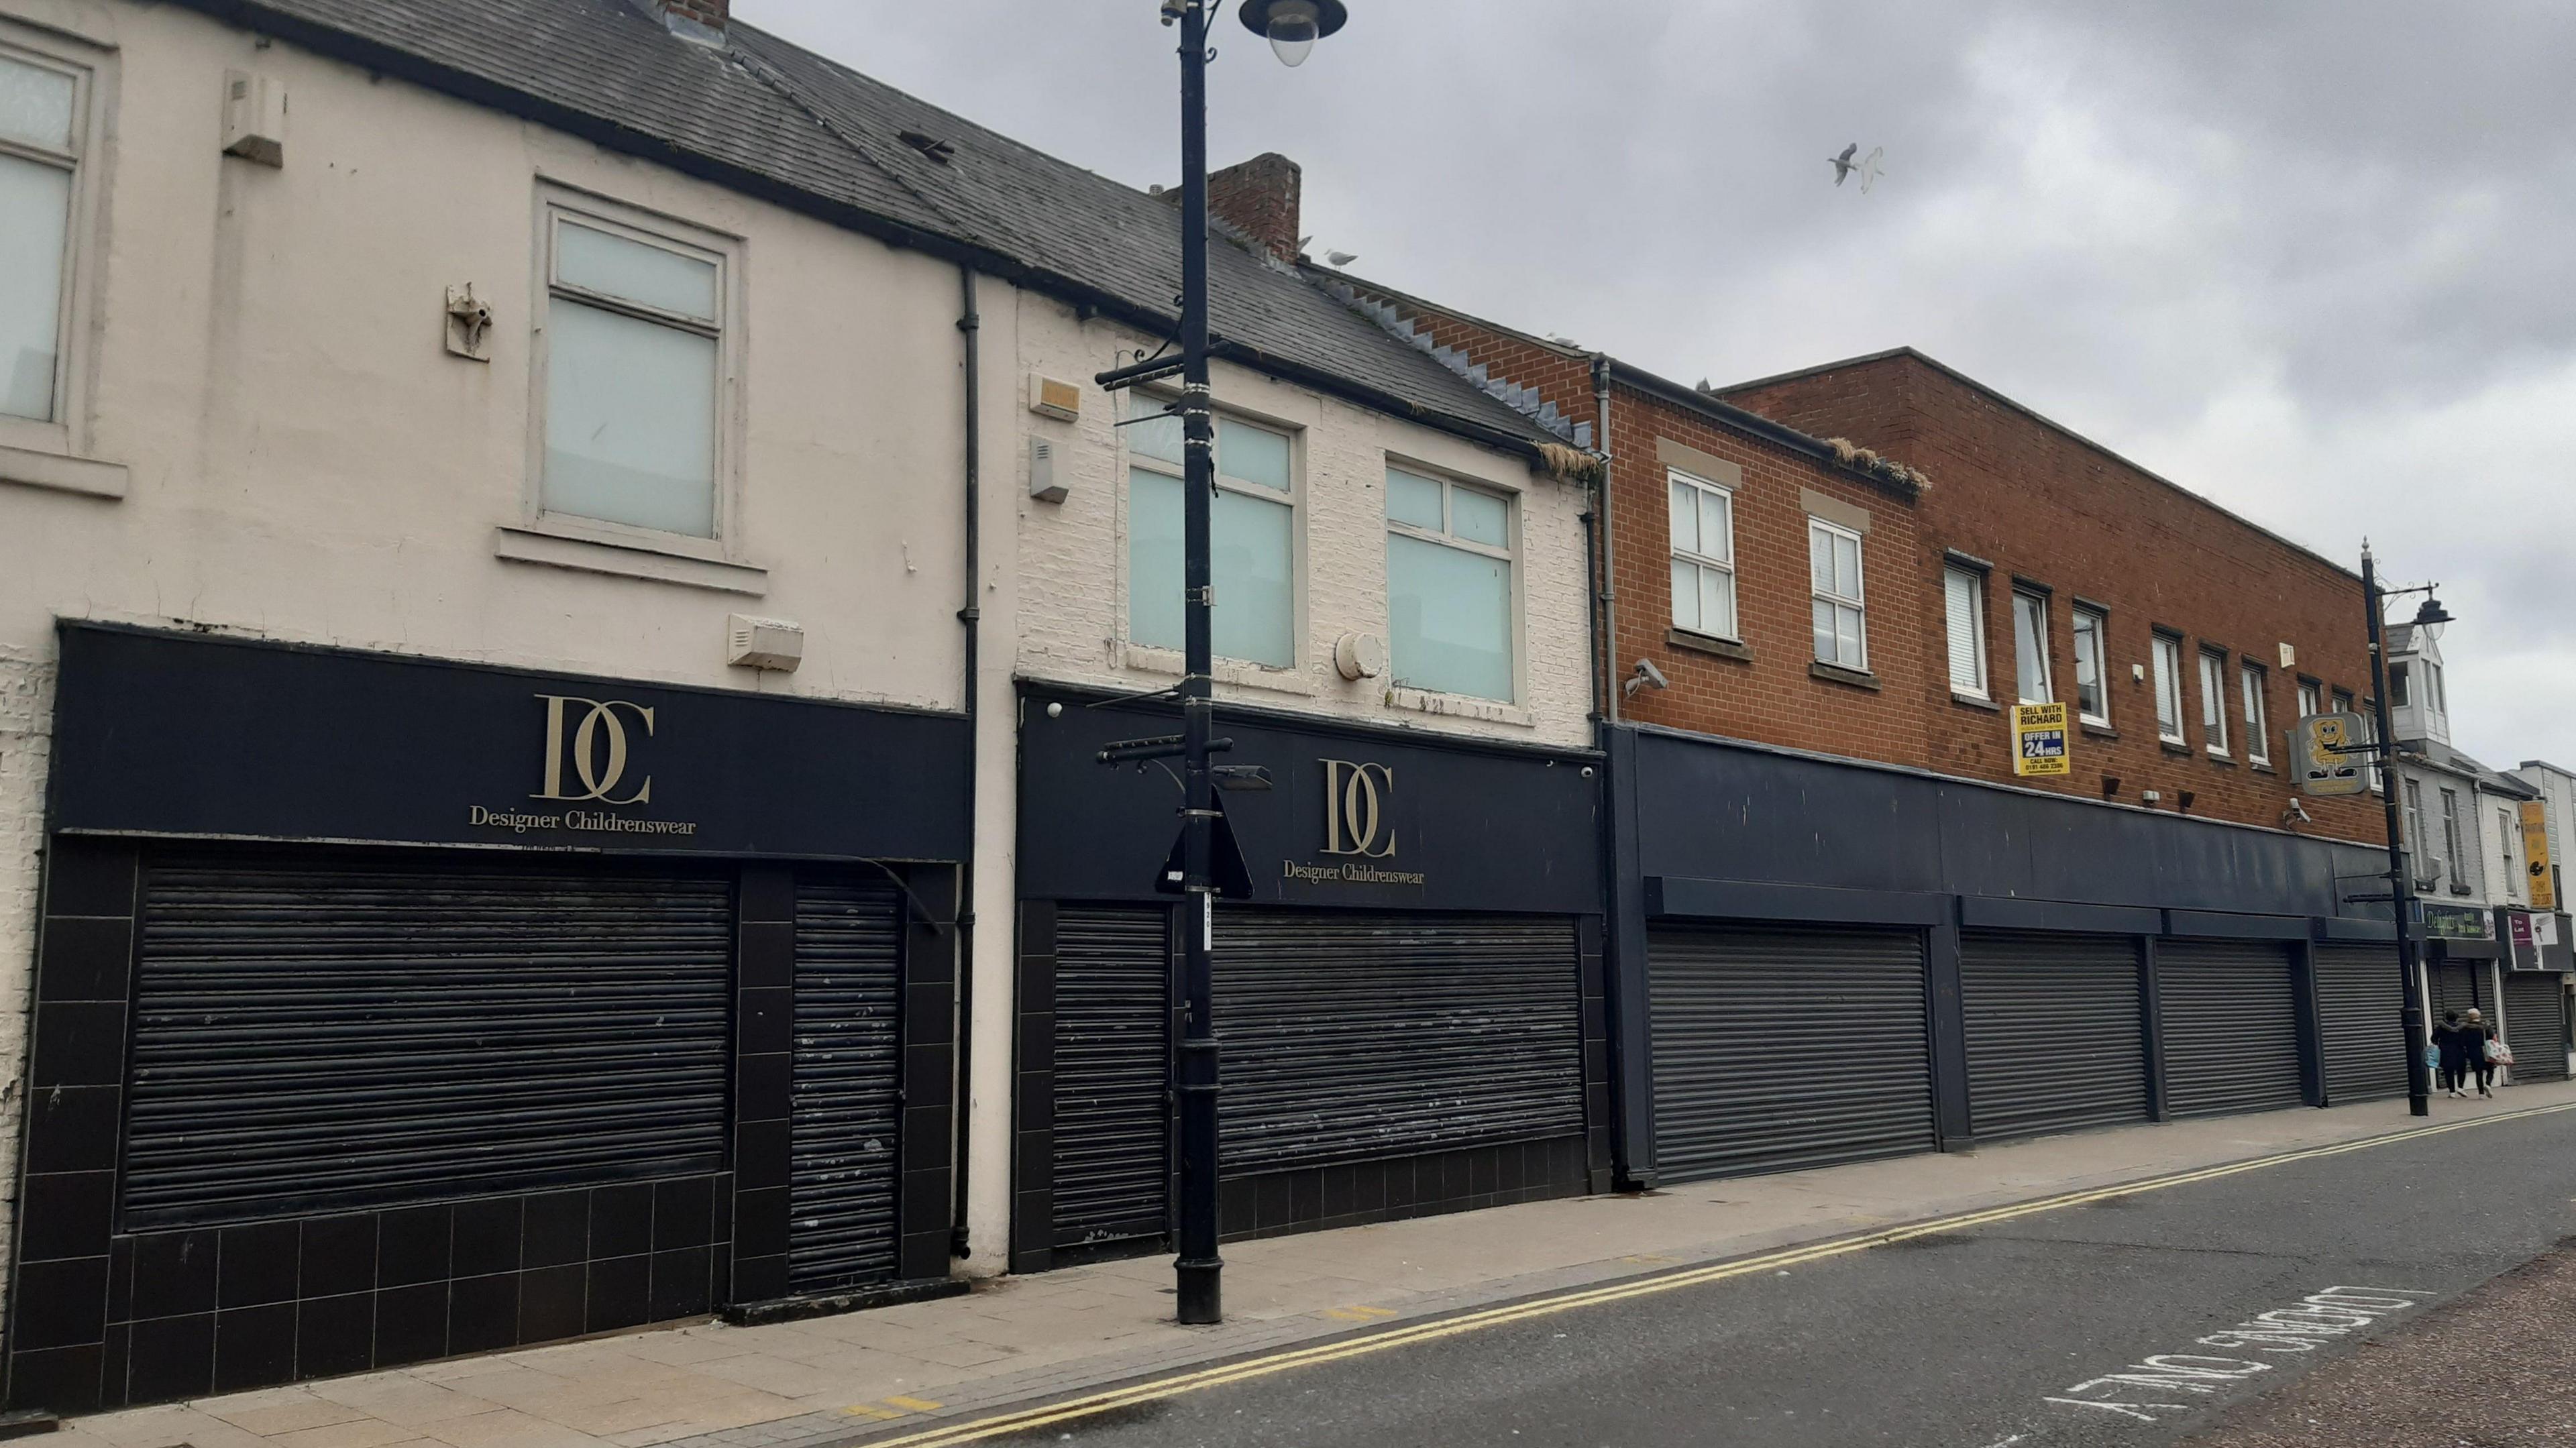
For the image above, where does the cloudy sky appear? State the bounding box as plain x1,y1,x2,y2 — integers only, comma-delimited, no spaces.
739,0,2576,770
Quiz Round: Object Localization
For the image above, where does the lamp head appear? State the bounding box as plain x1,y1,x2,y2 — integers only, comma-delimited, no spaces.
2413,596,2453,641
1238,0,1348,66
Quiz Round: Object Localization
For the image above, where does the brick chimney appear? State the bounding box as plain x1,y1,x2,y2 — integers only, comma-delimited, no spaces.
634,0,728,44
1206,153,1302,264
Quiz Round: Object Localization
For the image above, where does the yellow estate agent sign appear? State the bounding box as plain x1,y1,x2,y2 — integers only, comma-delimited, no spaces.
2521,799,2557,911
2012,702,2070,777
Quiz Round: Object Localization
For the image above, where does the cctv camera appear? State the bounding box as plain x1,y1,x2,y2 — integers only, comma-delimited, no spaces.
2282,800,2313,826
1622,659,1670,698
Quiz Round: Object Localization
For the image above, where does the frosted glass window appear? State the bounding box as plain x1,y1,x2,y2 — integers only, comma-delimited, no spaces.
0,53,74,150
0,155,68,422
543,300,718,536
1809,519,1866,671
1669,471,1736,640
557,221,718,320
1388,468,1515,700
1127,467,1293,666
540,209,727,537
1127,407,1298,667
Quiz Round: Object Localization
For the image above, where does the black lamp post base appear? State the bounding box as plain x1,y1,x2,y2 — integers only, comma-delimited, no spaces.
1177,1258,1224,1325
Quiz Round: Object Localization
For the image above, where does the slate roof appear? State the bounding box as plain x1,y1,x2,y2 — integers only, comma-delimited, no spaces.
169,0,1556,455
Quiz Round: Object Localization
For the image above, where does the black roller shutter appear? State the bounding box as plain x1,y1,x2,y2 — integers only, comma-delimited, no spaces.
1051,907,1173,1252
2155,942,2302,1118
2432,962,2485,1021
1213,911,1583,1176
1648,926,1934,1182
2504,973,2569,1082
2315,945,2408,1105
125,852,731,1231
787,878,906,1294
1960,932,2148,1140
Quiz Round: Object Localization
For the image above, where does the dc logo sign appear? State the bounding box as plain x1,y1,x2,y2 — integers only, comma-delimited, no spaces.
533,694,656,805
1320,759,1397,859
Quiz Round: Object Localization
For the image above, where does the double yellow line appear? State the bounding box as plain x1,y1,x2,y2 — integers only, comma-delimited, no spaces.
855,1101,2576,1447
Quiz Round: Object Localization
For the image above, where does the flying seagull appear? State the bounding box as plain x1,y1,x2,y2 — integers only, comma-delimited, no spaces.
1829,143,1886,192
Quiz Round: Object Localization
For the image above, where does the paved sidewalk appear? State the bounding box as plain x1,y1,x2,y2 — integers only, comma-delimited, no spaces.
58,1082,2576,1448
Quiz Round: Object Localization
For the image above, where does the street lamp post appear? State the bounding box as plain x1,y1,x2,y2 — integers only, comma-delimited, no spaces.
1118,0,1346,1329
2359,544,2452,1119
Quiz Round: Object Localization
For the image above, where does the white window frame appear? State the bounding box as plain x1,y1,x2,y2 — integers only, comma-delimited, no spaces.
2011,590,2052,705
2241,662,2271,765
1804,518,1868,671
1668,468,1739,641
2500,806,2521,901
1122,393,1303,670
2199,648,2231,757
1385,464,1519,702
2071,605,2110,726
2298,680,2322,721
2389,661,2412,710
2404,777,2426,850
1943,565,1990,700
0,21,113,464
525,187,745,559
2440,788,2465,890
2152,633,2186,744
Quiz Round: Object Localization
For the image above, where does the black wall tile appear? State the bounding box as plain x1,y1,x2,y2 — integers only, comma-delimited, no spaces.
295,1293,374,1380
99,1322,129,1408
216,1222,297,1310
1218,1176,1254,1236
899,1228,948,1284
523,1190,589,1269
1254,1174,1292,1231
906,1044,956,1110
106,1237,133,1323
1013,1070,1051,1135
729,1253,786,1305
739,867,795,925
1011,1121,1052,1198
735,1052,791,1123
733,1120,789,1193
904,983,953,1049
6,1344,103,1415
299,1214,378,1300
213,1303,296,1394
710,1247,732,1306
126,1313,213,1403
449,1273,520,1356
517,1265,586,1344
648,1247,711,1321
902,1106,950,1175
737,987,791,1058
1287,1170,1322,1224
732,1186,788,1261
25,1086,120,1174
30,1002,125,1087
37,917,132,1004
1015,1011,1054,1077
375,1282,449,1367
1009,1189,1053,1274
736,922,794,990
585,1255,651,1334
1320,1166,1355,1220
378,1204,453,1288
42,838,136,918
131,1231,217,1319
712,1178,734,1245
19,1170,115,1263
900,1168,948,1243
652,1178,713,1251
453,1197,522,1279
1383,1159,1416,1211
588,1183,652,1260
1468,1150,1497,1201
14,1256,108,1350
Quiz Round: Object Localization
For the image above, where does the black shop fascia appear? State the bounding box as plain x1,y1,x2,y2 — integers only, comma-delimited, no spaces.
1010,683,1612,1274
9,623,971,1416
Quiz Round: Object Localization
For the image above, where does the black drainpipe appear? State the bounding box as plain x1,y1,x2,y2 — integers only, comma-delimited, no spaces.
951,266,981,1260
1592,355,1620,724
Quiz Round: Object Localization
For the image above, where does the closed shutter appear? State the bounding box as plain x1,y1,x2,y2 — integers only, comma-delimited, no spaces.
787,878,906,1294
1214,911,1583,1176
2155,942,2302,1118
2432,962,2485,1020
1649,926,1934,1182
125,852,731,1231
1960,932,2147,1140
2315,945,2408,1104
2504,974,2569,1082
1051,907,1173,1251
1945,567,1986,695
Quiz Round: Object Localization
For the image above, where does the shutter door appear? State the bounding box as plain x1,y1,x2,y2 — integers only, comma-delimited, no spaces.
2315,945,2408,1104
1051,907,1173,1251
1214,911,1583,1176
1649,926,1934,1182
787,878,906,1294
126,852,731,1231
1960,932,2147,1140
2155,942,2302,1118
2504,973,2569,1082
2432,962,2485,1020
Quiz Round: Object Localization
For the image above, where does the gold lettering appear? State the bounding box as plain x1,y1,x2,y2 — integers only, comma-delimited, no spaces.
533,695,655,804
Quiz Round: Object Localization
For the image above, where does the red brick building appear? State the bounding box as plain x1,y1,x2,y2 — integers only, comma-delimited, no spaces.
1719,349,2383,847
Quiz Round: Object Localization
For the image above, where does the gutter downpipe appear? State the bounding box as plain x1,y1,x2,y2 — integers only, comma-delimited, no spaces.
952,266,981,1258
1594,354,1619,724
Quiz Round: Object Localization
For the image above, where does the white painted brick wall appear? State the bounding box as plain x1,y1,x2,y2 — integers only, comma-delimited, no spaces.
1010,293,1593,748
0,641,52,1329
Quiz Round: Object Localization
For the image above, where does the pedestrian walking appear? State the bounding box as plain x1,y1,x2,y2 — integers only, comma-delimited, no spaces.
2433,1011,2478,1098
2470,1008,2506,1097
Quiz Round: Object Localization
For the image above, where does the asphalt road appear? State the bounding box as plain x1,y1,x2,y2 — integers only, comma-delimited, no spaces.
985,1105,2576,1448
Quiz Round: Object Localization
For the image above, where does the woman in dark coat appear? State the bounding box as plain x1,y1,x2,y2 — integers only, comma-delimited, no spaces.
2434,1011,2477,1098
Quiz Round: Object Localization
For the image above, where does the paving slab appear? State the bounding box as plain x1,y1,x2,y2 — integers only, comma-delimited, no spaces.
60,1082,2576,1448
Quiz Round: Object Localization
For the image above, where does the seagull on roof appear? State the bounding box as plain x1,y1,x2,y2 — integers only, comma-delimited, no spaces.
1326,250,1359,266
